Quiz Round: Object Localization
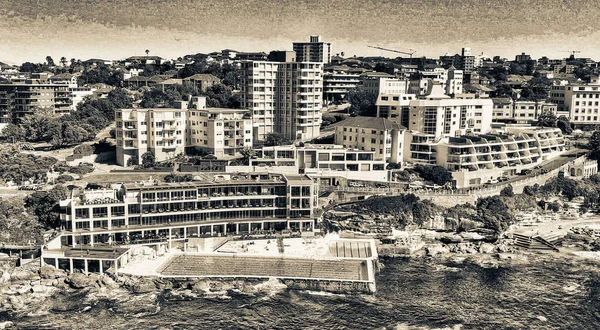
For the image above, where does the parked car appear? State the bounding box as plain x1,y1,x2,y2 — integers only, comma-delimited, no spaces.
425,184,442,189
540,169,549,174
520,169,532,175
349,181,365,187
485,179,499,185
408,183,423,190
375,183,389,188
533,165,542,170
497,176,509,182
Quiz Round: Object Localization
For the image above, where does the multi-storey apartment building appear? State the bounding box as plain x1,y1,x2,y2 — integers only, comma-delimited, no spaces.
187,108,253,158
0,80,72,122
322,65,363,105
435,126,565,187
549,80,569,114
251,144,388,184
492,98,558,123
334,116,405,163
361,75,407,95
240,60,323,144
492,98,513,122
115,106,187,166
376,93,417,128
407,94,494,138
292,35,332,64
512,100,557,123
404,126,565,187
446,67,464,95
564,76,600,126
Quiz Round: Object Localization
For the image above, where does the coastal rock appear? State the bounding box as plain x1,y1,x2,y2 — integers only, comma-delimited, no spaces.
0,271,10,284
31,284,55,294
11,284,32,295
536,315,547,322
190,279,211,292
451,243,477,254
426,244,449,256
0,321,14,329
39,265,66,279
130,277,157,293
7,296,25,310
439,234,463,244
10,269,36,281
100,275,119,289
67,273,100,289
478,243,496,254
459,232,486,241
153,278,173,290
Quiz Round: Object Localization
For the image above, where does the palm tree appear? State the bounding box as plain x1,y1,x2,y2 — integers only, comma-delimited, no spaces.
145,49,150,56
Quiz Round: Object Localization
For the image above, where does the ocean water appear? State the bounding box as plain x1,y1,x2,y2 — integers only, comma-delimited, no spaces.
5,255,600,330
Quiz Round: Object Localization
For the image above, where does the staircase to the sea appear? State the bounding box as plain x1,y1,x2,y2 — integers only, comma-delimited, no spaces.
513,233,560,252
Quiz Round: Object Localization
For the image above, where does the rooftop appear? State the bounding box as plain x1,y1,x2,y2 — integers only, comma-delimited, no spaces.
339,116,405,131
184,73,221,81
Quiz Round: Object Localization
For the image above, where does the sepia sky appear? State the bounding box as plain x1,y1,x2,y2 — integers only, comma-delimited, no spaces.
0,0,598,64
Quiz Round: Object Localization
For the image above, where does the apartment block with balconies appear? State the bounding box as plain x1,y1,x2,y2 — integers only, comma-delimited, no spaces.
115,107,187,166
565,76,600,126
187,108,253,158
240,61,323,144
53,173,318,248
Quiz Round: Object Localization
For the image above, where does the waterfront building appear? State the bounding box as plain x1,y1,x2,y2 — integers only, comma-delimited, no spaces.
54,173,318,248
334,116,405,163
407,93,494,138
115,106,187,166
292,35,332,64
186,107,253,158
405,126,565,187
240,60,323,144
564,75,600,126
251,144,388,184
567,156,598,178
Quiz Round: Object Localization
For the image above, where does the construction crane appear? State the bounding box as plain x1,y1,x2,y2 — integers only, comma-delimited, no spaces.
368,45,416,59
561,50,581,58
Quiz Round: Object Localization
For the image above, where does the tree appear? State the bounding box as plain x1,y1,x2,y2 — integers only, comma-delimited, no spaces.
476,196,513,232
264,132,292,146
60,57,67,67
347,89,377,116
24,185,67,229
45,56,55,67
587,131,600,161
0,124,26,142
141,151,156,168
145,49,150,56
107,88,133,108
239,147,256,165
557,116,573,134
537,112,557,127
414,164,453,186
500,185,515,197
21,62,40,73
